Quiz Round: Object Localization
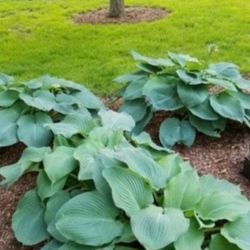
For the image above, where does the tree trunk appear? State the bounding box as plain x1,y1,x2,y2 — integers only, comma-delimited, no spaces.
109,0,124,18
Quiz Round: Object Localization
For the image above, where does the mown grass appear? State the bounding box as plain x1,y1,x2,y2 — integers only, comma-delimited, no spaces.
0,0,249,94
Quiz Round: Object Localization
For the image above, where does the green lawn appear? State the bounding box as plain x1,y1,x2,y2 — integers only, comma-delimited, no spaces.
0,0,250,94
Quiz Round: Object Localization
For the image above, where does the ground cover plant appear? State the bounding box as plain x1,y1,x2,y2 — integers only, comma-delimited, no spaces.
1,81,250,250
0,0,250,94
0,73,103,148
117,51,250,147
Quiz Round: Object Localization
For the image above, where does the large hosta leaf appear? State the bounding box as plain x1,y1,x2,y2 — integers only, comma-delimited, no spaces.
99,109,135,132
72,89,103,110
56,191,123,246
160,118,196,147
119,99,147,122
177,83,208,107
0,108,20,146
174,219,204,250
143,76,183,111
232,91,250,110
0,89,19,107
43,146,78,183
199,175,241,197
210,92,244,122
206,77,237,91
103,167,153,216
209,235,240,250
114,71,148,84
189,99,219,121
132,106,153,135
19,90,55,111
132,132,171,153
17,112,53,147
46,113,95,138
207,63,240,79
12,189,49,245
188,113,223,137
112,146,168,189
168,52,199,68
221,212,250,250
164,170,201,210
196,192,250,221
176,70,203,85
45,191,70,242
131,205,189,250
132,51,174,68
122,78,147,100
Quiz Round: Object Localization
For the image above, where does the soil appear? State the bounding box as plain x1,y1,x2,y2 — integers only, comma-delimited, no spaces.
73,7,168,25
1,109,250,249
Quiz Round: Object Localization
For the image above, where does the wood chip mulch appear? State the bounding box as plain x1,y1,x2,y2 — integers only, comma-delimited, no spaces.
146,112,250,198
73,7,168,25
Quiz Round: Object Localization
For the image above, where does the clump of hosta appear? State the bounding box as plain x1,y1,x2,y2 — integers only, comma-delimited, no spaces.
116,52,250,147
1,109,250,250
0,73,103,147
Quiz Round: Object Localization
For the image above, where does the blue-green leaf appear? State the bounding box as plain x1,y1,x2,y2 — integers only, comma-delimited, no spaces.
17,112,53,147
131,205,189,250
12,189,49,245
56,191,123,246
103,167,153,216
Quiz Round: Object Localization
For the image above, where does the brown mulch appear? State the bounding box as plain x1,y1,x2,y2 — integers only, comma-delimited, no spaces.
73,7,168,24
146,112,250,198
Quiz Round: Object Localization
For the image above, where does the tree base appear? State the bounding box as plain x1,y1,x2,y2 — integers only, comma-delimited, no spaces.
73,7,168,24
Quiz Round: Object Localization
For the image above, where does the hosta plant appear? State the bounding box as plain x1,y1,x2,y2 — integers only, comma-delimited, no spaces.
116,52,250,147
1,109,250,250
0,73,103,147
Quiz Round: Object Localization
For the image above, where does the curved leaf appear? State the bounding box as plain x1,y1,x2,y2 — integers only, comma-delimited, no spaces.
0,108,19,146
119,99,147,122
209,235,240,250
19,90,55,111
37,170,67,200
122,78,147,100
56,191,123,246
17,112,53,147
143,76,183,111
103,167,153,216
46,113,95,138
189,99,219,120
188,113,222,137
174,219,204,250
221,213,250,250
164,170,201,210
112,146,168,189
177,83,208,108
210,92,244,122
12,189,49,245
196,192,250,221
43,146,78,183
0,89,19,107
99,109,135,132
131,205,189,250
160,118,196,147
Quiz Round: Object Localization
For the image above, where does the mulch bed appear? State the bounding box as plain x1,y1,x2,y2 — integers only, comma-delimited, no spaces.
1,109,250,249
73,7,168,24
146,112,250,197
